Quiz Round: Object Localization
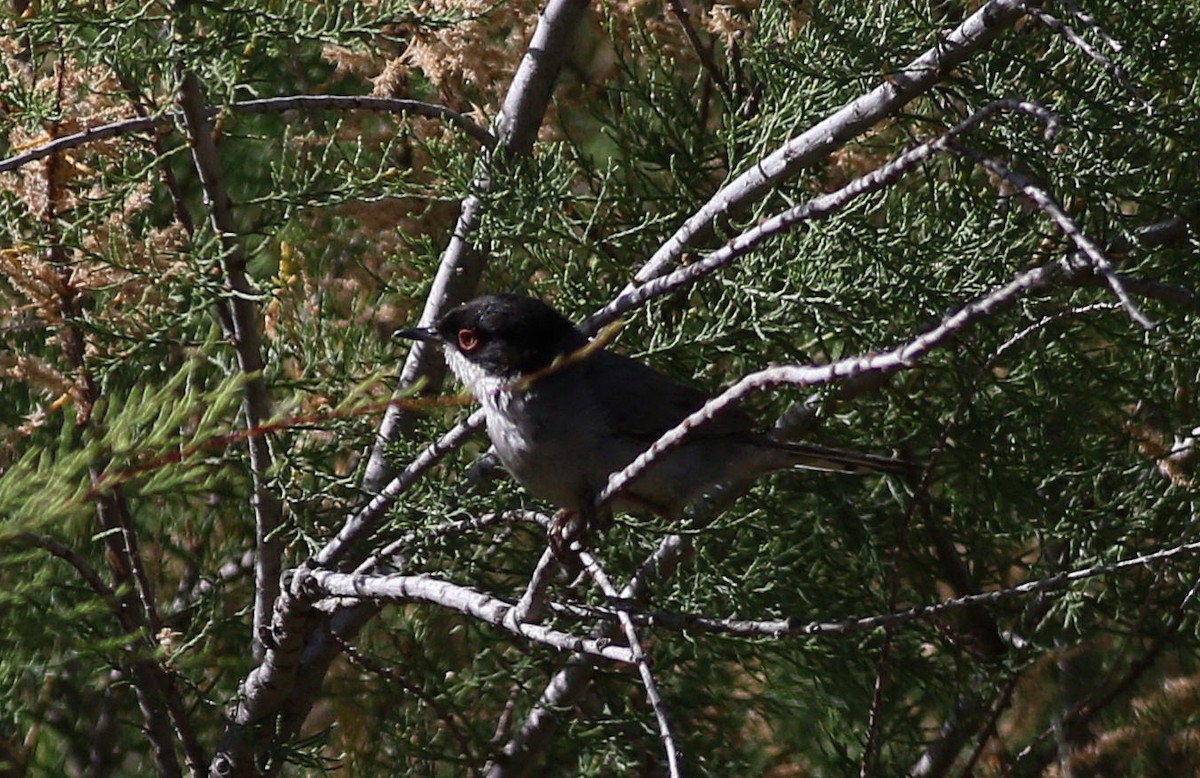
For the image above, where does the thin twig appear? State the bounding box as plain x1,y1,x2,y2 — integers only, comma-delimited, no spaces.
1028,8,1149,110
578,548,682,778
952,674,1021,778
948,141,1154,329
11,532,115,603
666,0,735,106
484,535,696,778
89,481,205,777
41,56,193,772
0,94,494,174
550,538,1200,638
113,69,197,236
909,301,1118,778
178,71,284,662
859,528,910,776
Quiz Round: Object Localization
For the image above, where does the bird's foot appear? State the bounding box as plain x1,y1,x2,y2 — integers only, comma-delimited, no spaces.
549,509,588,558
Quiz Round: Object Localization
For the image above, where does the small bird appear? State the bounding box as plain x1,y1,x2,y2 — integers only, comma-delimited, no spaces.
397,294,910,527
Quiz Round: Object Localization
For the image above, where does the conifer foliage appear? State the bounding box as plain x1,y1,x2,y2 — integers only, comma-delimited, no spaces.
1,1,1198,775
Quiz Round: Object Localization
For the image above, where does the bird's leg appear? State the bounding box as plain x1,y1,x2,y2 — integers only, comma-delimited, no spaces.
548,508,583,558
548,495,611,558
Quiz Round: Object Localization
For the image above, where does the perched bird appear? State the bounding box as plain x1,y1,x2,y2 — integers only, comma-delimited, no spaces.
397,294,910,526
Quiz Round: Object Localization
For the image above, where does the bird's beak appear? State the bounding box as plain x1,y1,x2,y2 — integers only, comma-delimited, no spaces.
393,326,442,343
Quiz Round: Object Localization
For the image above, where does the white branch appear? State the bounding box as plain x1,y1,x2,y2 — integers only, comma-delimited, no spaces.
631,0,1038,286
299,568,634,664
586,100,1058,332
315,409,486,568
597,255,1063,509
578,549,682,778
948,142,1154,329
553,537,1200,638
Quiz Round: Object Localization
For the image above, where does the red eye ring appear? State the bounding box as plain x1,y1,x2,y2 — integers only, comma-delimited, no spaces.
457,328,480,351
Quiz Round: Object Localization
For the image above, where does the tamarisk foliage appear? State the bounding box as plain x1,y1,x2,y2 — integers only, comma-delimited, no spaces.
1,1,1198,776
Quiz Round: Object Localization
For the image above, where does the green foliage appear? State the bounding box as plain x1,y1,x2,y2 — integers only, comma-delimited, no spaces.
1,0,1198,775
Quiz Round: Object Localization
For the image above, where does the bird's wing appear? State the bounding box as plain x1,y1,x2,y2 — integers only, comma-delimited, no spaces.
582,350,758,442
580,350,916,477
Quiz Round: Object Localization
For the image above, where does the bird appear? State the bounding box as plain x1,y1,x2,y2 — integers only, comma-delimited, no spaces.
396,294,911,531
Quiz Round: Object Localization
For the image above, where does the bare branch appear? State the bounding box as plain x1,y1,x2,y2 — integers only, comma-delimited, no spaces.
177,71,284,661
486,528,697,777
578,549,682,778
314,409,485,569
586,99,1059,333
0,95,494,175
11,532,115,606
508,547,561,626
597,254,1066,511
1028,7,1149,110
666,0,735,107
300,568,634,663
631,0,1041,286
948,141,1155,329
553,539,1200,638
209,582,319,778
364,0,591,490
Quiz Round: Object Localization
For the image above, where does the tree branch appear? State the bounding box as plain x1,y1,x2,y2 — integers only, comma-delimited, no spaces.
631,0,1042,286
362,0,591,491
547,539,1200,639
486,527,697,777
177,71,284,662
300,568,634,663
314,409,486,569
596,254,1069,511
577,548,681,778
585,99,1060,333
11,532,116,609
214,3,593,771
948,141,1154,328
0,94,494,175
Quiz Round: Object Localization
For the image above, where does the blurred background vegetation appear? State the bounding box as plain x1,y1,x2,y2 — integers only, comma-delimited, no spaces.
1,0,1198,775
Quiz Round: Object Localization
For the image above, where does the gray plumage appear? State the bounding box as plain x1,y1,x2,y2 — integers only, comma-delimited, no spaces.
397,294,910,520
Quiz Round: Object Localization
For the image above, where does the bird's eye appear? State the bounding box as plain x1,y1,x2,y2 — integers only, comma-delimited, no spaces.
457,328,480,352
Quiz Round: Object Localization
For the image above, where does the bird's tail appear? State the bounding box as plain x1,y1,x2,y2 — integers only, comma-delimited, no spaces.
776,440,918,478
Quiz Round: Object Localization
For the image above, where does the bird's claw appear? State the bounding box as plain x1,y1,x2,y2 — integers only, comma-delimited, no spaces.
549,509,588,558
